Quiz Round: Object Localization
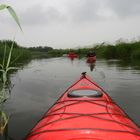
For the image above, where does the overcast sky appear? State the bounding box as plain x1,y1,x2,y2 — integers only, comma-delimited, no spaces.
0,0,140,48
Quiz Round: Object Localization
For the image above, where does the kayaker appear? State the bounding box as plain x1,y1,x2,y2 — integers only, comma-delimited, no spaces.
87,50,96,57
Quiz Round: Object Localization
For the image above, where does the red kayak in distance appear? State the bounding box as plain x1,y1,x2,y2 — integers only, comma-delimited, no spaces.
86,56,96,63
67,52,78,58
67,52,78,61
25,73,140,140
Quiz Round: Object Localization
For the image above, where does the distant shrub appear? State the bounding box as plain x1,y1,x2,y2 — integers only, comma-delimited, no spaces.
131,48,140,59
115,43,133,59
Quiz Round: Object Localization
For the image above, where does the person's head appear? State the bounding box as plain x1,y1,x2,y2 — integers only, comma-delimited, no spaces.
90,48,95,52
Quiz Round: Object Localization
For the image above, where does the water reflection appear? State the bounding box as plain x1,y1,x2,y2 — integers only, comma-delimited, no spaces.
86,57,96,71
0,73,15,139
0,61,31,140
105,59,140,71
87,62,95,71
2,58,140,140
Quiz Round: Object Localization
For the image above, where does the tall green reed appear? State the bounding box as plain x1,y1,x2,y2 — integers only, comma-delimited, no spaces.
0,41,18,103
0,4,22,30
0,3,22,135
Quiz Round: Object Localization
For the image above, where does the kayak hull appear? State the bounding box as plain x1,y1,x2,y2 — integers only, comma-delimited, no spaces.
25,74,140,140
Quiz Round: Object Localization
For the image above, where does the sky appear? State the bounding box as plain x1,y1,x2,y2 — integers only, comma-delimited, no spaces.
0,0,140,48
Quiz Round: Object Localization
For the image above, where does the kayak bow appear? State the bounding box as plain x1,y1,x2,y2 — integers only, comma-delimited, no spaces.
25,72,140,140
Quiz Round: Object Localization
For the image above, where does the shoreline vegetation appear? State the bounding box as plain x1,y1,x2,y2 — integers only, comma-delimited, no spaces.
0,40,140,66
48,41,140,60
0,40,53,65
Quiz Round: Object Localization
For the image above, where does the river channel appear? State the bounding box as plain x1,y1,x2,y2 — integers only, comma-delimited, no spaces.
2,57,140,140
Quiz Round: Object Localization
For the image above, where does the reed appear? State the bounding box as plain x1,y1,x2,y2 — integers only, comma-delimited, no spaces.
0,111,9,135
0,41,19,103
0,3,22,135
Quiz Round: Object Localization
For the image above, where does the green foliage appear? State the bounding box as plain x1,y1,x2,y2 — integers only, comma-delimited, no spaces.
103,45,116,59
0,3,23,135
0,4,22,30
0,3,22,103
0,4,8,10
0,40,19,48
0,111,9,135
47,48,89,57
115,43,132,59
131,49,140,59
94,45,105,58
0,41,19,103
0,41,31,132
48,49,65,57
76,48,89,56
46,41,140,61
0,40,31,65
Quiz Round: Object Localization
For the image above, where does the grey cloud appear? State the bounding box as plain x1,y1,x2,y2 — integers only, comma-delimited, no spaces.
67,0,101,22
20,0,104,25
66,0,140,22
1,0,140,26
20,4,66,25
107,0,140,18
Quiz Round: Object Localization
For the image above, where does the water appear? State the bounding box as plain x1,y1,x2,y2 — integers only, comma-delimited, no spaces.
2,57,140,139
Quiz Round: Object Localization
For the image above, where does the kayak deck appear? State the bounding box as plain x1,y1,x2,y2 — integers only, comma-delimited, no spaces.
25,73,140,140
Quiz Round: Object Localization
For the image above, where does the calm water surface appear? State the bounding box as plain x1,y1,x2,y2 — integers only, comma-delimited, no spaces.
3,57,140,139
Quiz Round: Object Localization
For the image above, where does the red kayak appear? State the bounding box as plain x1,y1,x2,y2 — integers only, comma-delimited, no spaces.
67,53,78,58
67,53,78,61
87,56,96,63
25,73,140,140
